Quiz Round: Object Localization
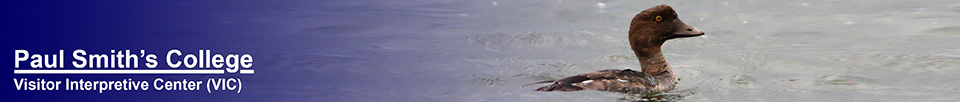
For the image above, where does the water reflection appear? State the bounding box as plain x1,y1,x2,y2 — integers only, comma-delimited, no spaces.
619,89,697,102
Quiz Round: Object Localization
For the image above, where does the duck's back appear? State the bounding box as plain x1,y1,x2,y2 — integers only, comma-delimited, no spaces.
530,69,676,94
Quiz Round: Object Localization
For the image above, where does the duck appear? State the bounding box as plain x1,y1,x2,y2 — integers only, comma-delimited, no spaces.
524,4,704,94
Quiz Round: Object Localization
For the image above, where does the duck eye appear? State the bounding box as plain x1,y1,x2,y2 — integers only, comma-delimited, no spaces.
655,16,662,22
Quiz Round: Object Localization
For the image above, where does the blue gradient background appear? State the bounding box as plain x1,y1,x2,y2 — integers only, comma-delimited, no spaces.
2,1,327,101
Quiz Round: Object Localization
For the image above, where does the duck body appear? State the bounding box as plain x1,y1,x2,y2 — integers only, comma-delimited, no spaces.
527,4,703,95
529,69,677,94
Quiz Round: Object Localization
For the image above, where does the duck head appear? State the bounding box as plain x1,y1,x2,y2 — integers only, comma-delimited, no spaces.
629,4,703,47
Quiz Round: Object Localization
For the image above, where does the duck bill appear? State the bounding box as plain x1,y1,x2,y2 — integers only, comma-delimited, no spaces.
670,20,704,38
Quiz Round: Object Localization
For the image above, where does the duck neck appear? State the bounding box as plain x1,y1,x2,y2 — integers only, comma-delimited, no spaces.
633,45,673,76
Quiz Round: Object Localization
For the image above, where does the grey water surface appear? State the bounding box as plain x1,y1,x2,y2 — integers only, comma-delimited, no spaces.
240,0,960,101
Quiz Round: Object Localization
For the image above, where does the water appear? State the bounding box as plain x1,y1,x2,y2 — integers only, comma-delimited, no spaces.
243,0,960,101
